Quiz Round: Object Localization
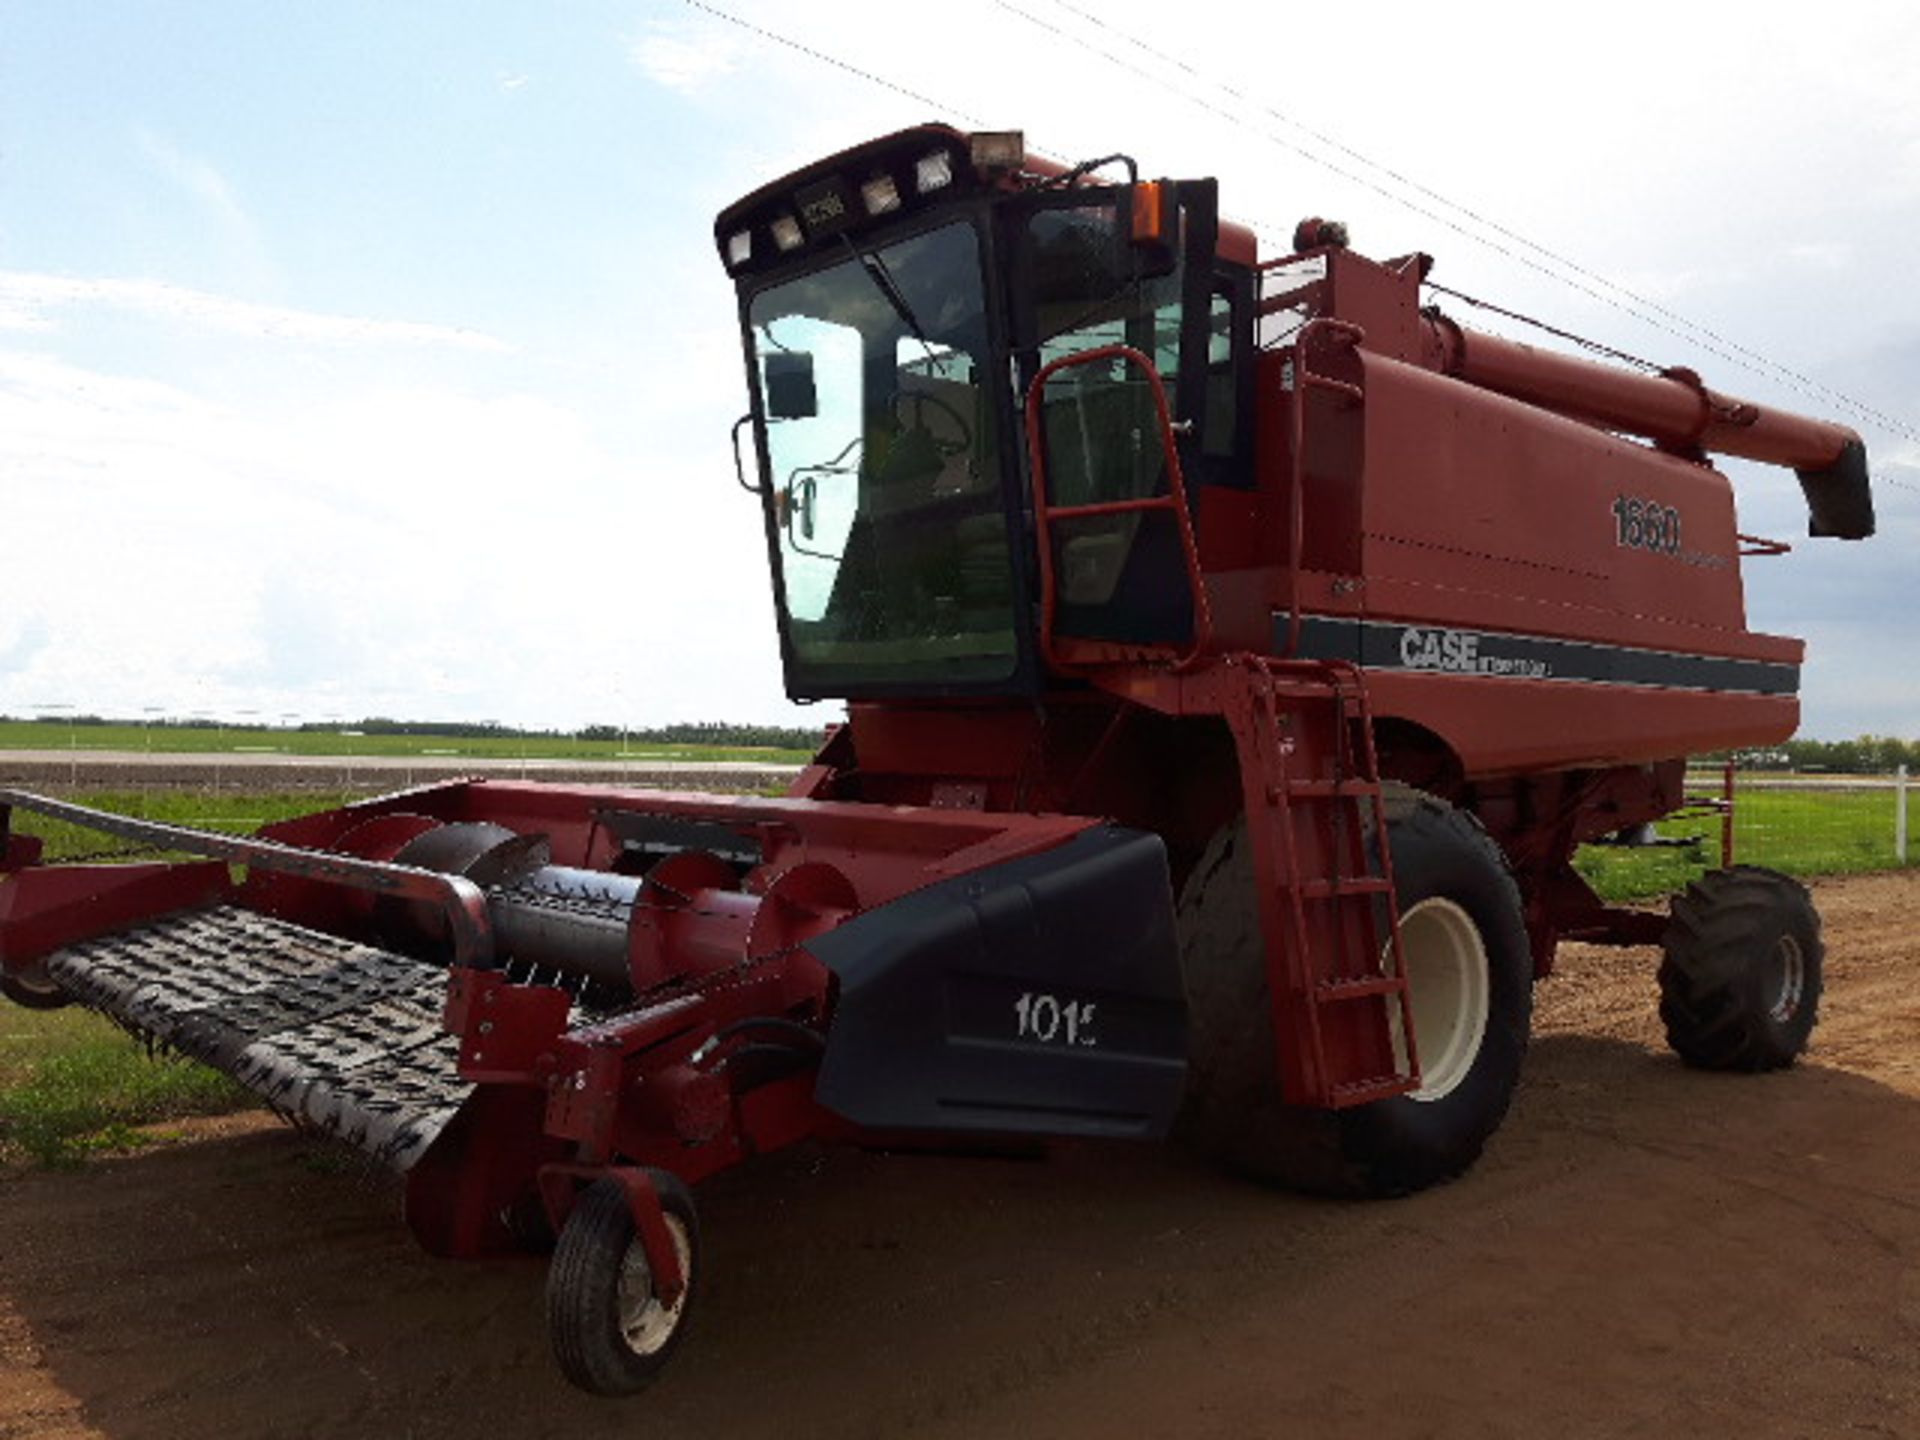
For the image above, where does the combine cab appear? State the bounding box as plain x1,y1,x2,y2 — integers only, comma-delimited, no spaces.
1,125,1867,1394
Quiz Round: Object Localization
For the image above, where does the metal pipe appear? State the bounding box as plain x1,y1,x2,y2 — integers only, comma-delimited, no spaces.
0,788,496,968
1897,764,1909,865
1722,758,1737,868
1420,314,1873,538
487,866,642,987
1421,315,1856,469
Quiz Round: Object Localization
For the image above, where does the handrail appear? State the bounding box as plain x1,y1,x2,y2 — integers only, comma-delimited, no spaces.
1280,318,1367,658
1022,342,1214,672
0,788,496,969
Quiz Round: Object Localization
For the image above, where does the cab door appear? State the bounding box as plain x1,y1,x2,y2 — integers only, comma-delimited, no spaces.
1011,180,1223,657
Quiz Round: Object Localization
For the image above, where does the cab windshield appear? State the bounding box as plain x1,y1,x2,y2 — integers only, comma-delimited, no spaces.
747,220,1016,691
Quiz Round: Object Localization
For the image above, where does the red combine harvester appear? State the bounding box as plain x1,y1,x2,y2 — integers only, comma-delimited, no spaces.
0,126,1873,1394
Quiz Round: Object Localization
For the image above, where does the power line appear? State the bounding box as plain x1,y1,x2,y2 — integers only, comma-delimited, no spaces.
1424,282,1663,372
680,0,982,123
680,0,1919,497
1003,0,1920,447
1040,0,1915,438
985,5,1767,391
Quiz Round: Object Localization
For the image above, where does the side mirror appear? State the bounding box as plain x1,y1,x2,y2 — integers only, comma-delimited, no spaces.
764,351,818,420
787,475,818,540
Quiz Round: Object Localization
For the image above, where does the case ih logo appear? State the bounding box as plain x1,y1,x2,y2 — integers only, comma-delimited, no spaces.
1399,627,1481,672
1397,626,1551,679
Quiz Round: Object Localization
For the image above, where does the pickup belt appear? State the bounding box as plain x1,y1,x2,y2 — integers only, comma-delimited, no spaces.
45,906,472,1170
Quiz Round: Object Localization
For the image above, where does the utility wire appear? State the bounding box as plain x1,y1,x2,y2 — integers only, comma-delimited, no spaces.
989,3,1797,401
1040,0,1915,439
682,0,1919,494
1424,282,1663,372
1005,0,1920,449
680,0,982,123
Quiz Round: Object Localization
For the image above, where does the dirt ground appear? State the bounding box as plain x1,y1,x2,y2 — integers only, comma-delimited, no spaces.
2,870,1916,1440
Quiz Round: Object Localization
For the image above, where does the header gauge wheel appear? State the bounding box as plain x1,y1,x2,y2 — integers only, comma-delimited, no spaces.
547,1172,699,1396
1,969,75,1011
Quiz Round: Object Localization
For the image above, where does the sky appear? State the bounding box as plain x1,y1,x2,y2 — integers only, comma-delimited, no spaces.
1,0,1916,738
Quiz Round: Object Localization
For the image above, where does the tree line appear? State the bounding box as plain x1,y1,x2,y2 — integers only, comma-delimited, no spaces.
1722,736,1919,774
9,713,1910,770
3,714,826,750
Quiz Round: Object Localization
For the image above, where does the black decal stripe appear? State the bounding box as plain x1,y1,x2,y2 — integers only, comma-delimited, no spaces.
1280,615,1800,697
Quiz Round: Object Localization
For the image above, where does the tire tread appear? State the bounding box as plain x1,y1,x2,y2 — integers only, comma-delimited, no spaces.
1658,865,1822,1072
1177,782,1530,1199
546,1173,697,1397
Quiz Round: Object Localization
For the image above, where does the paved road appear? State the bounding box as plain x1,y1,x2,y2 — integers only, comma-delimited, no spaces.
0,748,802,794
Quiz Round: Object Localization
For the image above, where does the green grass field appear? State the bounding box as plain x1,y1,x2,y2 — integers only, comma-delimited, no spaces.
0,1008,247,1166
0,719,813,766
1575,778,1915,901
1,778,1909,1166
14,790,361,863
0,792,356,1164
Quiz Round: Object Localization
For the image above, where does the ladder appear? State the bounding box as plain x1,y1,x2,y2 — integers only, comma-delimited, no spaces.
1233,657,1420,1108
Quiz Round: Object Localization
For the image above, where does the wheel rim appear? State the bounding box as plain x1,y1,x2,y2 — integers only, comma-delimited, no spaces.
7,970,63,1000
615,1214,692,1356
1767,934,1806,1024
1387,898,1491,1103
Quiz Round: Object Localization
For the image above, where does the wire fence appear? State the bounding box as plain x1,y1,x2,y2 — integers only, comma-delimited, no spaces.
1577,765,1915,901
12,769,1914,900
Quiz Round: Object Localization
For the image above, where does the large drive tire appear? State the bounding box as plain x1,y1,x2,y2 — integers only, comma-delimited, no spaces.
1177,784,1532,1198
1659,865,1822,1071
547,1172,699,1397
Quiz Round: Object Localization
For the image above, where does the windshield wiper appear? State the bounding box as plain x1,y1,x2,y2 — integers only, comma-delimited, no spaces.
841,234,939,369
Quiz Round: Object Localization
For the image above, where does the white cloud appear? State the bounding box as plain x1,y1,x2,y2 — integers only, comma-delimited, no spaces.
133,127,277,294
1785,242,1853,273
0,341,803,728
6,0,1914,738
628,19,739,93
0,296,52,334
0,271,510,352
136,128,257,240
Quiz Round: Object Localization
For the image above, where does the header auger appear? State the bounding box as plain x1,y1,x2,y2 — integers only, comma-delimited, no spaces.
2,124,1867,1394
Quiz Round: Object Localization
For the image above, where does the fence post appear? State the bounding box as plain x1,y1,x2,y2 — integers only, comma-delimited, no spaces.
1898,764,1909,865
1721,757,1736,868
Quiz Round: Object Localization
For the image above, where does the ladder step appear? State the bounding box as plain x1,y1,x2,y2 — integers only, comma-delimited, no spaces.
1242,657,1415,1109
1284,780,1379,799
1328,1074,1417,1107
1294,876,1394,900
1315,975,1406,1002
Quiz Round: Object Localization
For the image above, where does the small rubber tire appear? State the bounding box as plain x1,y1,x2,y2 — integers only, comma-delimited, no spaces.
1,970,74,1011
1177,784,1532,1198
547,1172,699,1397
1659,865,1822,1071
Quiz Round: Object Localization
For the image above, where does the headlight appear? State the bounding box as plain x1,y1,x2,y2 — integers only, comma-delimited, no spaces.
770,215,804,252
861,174,902,216
969,130,1024,173
726,229,752,268
915,149,954,194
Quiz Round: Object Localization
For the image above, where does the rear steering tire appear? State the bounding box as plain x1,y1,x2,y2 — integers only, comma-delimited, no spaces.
1177,784,1532,1198
547,1172,699,1397
1659,865,1822,1070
